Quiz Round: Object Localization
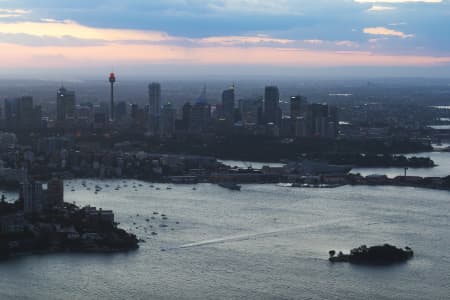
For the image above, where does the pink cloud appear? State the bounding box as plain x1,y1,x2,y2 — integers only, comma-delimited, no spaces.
0,42,449,68
364,27,414,38
0,19,447,70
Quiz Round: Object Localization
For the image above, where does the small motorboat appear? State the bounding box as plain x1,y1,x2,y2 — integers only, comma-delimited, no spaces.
218,183,242,191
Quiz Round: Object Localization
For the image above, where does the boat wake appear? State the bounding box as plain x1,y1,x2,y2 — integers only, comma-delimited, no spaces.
162,217,357,251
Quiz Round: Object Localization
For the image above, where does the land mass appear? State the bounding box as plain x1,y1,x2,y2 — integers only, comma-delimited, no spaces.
0,200,138,260
329,244,414,265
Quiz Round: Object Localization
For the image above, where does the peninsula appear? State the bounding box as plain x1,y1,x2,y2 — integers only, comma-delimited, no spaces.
0,179,138,260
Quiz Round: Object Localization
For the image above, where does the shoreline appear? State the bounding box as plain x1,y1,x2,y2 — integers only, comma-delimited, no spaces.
2,173,448,193
0,202,139,262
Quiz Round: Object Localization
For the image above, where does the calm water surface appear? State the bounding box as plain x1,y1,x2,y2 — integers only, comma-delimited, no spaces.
0,155,449,299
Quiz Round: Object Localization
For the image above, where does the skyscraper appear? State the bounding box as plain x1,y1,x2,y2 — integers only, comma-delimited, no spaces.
239,98,263,125
148,82,161,117
160,102,176,136
148,82,161,133
221,85,235,123
115,101,128,121
190,102,211,132
182,102,192,130
264,86,280,125
56,86,76,122
290,95,307,119
13,96,41,130
310,103,330,137
4,98,18,121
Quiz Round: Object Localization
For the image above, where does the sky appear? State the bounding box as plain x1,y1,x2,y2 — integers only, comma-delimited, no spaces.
0,0,449,79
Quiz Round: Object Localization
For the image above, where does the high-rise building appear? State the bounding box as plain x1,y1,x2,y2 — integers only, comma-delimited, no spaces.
148,82,161,133
115,101,128,121
56,86,76,122
22,178,65,215
17,96,33,124
290,95,307,119
310,103,329,136
328,106,339,138
4,98,18,121
181,102,192,130
130,104,148,128
160,102,176,136
148,82,161,117
294,117,308,137
7,96,42,130
264,86,280,125
221,85,235,123
190,102,211,132
280,116,293,137
186,86,211,132
239,98,263,125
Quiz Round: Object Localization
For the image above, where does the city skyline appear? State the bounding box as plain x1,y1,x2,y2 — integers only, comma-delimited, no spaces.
1,2,450,300
0,0,449,79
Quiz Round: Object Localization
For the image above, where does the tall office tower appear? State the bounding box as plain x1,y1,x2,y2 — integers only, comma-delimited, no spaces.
328,106,339,138
239,98,263,125
221,85,235,122
4,98,17,121
294,117,308,137
290,95,308,119
148,82,161,117
56,86,76,122
310,103,329,137
148,82,161,133
328,105,339,123
18,96,41,130
115,101,128,121
109,72,116,121
160,102,176,136
129,104,148,128
190,102,211,133
182,102,192,130
264,86,280,125
17,96,33,119
4,97,40,130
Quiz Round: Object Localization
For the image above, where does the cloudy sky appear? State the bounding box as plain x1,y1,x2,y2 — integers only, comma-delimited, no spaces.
0,0,449,79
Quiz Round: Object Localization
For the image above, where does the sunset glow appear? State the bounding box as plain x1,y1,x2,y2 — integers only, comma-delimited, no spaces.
0,0,448,77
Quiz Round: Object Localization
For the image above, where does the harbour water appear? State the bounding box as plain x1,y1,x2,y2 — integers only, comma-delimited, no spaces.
0,154,449,299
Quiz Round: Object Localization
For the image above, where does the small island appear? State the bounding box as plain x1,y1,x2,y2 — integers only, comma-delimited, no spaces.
0,178,138,260
328,244,414,265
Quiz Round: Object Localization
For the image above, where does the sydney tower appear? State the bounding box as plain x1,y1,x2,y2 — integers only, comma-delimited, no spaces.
109,72,116,121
